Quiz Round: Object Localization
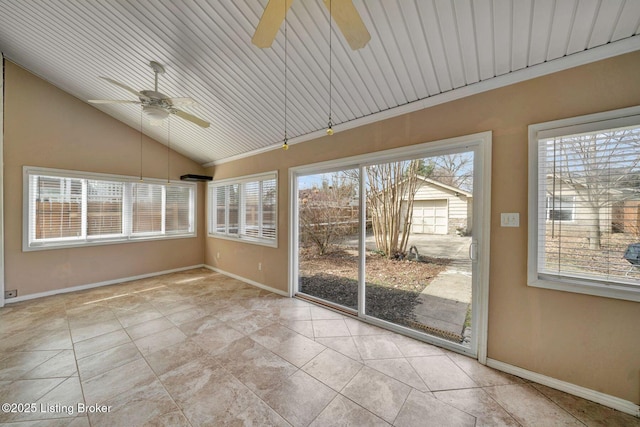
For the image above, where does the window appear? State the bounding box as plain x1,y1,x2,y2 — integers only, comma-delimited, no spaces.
528,106,640,302
24,167,196,250
545,196,575,222
209,172,277,246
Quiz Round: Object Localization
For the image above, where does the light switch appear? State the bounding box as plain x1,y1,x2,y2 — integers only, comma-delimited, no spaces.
501,213,520,227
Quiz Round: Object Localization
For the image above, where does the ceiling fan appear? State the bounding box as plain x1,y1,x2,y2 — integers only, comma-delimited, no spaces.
88,61,210,128
252,0,370,50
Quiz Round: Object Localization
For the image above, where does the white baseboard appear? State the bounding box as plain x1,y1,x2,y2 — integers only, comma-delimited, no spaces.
5,264,206,304
486,358,640,417
204,265,288,297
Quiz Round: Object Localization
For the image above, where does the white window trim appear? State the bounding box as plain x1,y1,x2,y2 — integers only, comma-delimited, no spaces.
208,171,278,248
545,195,576,223
528,105,640,302
23,166,197,251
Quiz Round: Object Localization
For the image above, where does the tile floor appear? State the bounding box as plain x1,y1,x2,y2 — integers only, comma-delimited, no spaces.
0,268,638,426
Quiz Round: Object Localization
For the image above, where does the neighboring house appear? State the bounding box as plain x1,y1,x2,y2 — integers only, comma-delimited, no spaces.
404,176,472,236
543,175,635,236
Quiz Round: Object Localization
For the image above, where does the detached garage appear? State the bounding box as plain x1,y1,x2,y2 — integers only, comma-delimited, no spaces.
407,177,472,235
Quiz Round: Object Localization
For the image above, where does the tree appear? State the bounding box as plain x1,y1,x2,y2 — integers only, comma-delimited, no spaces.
429,153,473,191
365,160,421,258
551,128,640,249
299,174,358,255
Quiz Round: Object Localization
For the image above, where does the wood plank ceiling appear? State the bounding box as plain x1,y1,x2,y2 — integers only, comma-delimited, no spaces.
1,0,639,165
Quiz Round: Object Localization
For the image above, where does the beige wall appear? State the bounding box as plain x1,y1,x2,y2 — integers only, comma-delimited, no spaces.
205,51,640,404
3,61,206,297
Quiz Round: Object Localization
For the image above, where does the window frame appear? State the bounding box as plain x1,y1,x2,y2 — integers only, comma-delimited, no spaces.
528,106,640,302
208,171,277,248
23,166,197,251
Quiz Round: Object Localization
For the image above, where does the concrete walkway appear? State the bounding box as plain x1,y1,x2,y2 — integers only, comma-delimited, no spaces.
342,233,473,342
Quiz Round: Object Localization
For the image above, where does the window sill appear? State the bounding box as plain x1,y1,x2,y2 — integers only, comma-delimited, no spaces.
207,233,277,248
24,233,197,252
527,275,640,303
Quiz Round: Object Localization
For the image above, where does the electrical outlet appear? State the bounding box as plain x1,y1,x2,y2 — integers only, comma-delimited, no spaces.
258,262,262,271
4,290,17,299
216,252,220,259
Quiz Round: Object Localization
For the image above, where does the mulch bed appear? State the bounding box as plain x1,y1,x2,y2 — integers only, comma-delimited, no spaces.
299,248,451,325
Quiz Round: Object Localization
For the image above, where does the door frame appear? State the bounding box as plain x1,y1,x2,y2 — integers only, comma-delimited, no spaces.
289,131,491,362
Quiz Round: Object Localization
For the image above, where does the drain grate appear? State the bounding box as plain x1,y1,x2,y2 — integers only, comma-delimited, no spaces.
406,320,463,343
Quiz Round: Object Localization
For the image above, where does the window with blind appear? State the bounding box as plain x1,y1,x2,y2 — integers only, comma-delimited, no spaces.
528,107,640,302
24,167,196,250
208,172,277,246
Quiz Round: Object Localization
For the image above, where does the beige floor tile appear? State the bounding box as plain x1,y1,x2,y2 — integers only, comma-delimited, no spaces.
177,366,290,427
302,348,363,391
365,358,429,392
279,306,312,321
69,319,122,343
352,335,404,360
190,322,245,355
341,366,412,423
260,369,336,427
125,317,174,340
0,351,60,380
315,336,363,361
165,306,209,326
309,395,390,427
310,306,346,320
72,329,131,359
484,384,584,426
134,326,187,356
89,379,182,427
531,383,640,427
312,319,351,338
77,342,142,380
228,311,277,335
391,333,446,357
177,314,220,336
1,268,635,427
251,324,326,367
22,350,77,379
214,337,298,395
409,355,478,391
434,388,520,426
112,305,164,328
447,352,524,387
145,339,208,377
0,378,67,423
81,358,157,404
344,318,393,336
394,389,476,427
280,319,315,338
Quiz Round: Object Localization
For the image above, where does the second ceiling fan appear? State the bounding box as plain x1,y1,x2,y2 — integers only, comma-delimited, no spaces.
252,0,371,50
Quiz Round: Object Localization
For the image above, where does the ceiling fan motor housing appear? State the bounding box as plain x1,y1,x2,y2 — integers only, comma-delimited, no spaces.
143,105,170,120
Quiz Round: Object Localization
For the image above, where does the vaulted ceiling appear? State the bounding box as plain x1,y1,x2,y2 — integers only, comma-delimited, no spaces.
1,1,639,165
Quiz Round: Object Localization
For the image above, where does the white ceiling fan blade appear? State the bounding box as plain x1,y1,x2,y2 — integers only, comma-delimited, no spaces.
88,99,140,104
252,0,293,48
323,0,371,50
167,97,197,107
99,77,145,98
173,109,210,128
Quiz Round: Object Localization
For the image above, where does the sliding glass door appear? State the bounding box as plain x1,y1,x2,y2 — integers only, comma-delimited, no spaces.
291,134,489,356
296,168,360,311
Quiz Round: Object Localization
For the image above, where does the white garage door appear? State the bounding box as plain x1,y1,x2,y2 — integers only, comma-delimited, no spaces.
411,199,448,234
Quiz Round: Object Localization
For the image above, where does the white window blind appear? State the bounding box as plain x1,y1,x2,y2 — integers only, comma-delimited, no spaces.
31,175,83,241
132,183,163,234
209,172,277,246
24,167,196,250
87,180,123,237
529,108,640,301
166,185,192,233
